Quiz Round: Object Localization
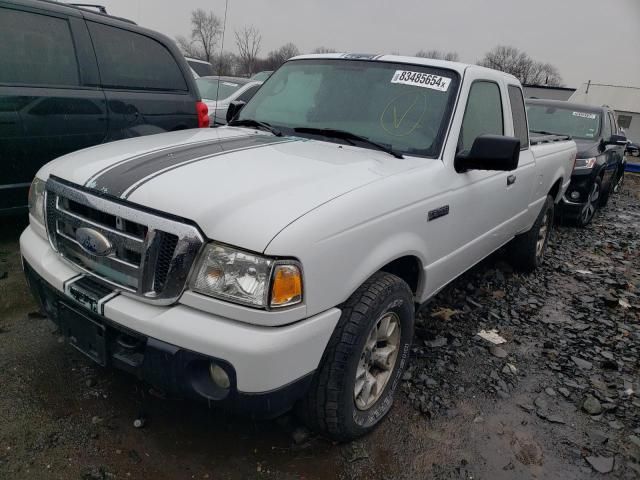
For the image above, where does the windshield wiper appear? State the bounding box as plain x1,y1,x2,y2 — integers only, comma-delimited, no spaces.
530,129,565,136
228,118,282,137
294,127,404,159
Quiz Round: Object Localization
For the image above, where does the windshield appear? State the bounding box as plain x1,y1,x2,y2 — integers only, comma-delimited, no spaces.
196,78,244,101
237,59,460,158
527,104,601,140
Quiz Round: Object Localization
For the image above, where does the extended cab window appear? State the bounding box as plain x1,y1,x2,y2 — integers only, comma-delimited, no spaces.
237,59,460,158
459,81,503,152
88,22,187,91
0,8,79,86
508,85,529,150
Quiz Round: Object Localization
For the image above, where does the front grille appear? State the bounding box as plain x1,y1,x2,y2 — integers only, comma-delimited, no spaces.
45,177,204,305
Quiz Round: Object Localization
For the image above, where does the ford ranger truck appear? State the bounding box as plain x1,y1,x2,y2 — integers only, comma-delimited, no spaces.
21,54,577,441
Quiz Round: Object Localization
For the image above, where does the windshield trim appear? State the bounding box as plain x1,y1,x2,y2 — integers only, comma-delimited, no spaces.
238,58,462,160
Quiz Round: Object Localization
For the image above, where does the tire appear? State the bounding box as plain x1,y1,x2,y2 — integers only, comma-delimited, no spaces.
600,176,612,207
576,177,601,227
510,194,554,272
299,272,414,441
613,168,625,194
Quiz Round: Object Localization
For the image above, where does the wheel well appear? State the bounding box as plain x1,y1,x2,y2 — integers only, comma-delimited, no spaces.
549,178,563,202
379,256,421,294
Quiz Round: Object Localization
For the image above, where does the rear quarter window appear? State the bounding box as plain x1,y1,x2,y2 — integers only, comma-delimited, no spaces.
88,22,187,91
0,7,79,86
508,85,529,150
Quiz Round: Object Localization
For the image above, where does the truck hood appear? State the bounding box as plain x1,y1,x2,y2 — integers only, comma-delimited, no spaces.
574,138,603,158
40,127,423,252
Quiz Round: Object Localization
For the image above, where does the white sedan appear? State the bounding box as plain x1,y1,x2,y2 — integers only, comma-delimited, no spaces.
196,76,263,125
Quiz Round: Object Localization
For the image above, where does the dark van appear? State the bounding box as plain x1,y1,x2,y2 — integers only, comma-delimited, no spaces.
0,0,209,215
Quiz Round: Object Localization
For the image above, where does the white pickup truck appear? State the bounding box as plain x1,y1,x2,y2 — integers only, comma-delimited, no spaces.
21,54,576,440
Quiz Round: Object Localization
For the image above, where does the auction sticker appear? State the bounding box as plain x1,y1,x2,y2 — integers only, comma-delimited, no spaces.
572,111,597,119
391,70,451,92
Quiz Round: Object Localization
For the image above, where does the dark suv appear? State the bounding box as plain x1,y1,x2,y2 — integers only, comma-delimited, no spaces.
526,99,627,226
0,0,209,215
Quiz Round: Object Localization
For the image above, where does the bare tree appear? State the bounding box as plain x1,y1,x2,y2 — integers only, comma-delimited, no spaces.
235,25,262,76
477,45,562,86
175,35,203,59
265,43,300,70
188,9,222,63
212,51,239,76
312,46,338,54
415,50,459,62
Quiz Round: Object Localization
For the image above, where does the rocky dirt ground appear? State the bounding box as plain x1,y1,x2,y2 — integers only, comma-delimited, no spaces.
0,176,639,480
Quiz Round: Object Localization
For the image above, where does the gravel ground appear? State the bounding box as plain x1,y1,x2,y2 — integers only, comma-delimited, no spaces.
0,176,638,479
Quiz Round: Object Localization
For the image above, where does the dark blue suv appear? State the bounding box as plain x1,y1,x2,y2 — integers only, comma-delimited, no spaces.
526,99,626,226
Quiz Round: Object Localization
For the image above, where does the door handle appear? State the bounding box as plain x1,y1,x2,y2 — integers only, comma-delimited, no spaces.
507,175,516,186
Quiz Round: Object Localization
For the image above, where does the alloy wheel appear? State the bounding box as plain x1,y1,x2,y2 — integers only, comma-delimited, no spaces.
536,210,550,260
581,182,600,224
354,311,401,410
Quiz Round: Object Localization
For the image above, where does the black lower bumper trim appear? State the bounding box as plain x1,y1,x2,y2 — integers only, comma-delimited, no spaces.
23,259,313,419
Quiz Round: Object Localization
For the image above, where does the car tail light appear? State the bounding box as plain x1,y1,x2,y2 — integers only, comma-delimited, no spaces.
196,101,209,128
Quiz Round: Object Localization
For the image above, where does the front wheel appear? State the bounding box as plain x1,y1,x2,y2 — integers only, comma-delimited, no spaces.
613,168,625,194
576,177,601,227
510,194,554,272
299,272,414,441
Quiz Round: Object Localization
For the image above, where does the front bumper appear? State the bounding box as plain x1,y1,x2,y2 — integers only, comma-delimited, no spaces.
560,170,597,215
20,226,341,417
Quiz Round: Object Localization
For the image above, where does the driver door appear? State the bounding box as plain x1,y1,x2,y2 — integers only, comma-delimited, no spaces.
423,75,515,296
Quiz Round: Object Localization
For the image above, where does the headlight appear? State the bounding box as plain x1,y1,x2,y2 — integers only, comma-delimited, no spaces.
189,243,303,308
28,177,46,225
573,157,597,170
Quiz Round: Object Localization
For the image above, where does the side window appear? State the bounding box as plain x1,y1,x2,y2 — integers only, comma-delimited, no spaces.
237,85,260,103
609,112,618,134
88,22,187,91
507,85,529,150
602,112,612,139
0,7,79,86
459,81,503,152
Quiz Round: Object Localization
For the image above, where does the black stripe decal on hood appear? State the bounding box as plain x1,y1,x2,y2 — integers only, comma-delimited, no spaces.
86,134,290,199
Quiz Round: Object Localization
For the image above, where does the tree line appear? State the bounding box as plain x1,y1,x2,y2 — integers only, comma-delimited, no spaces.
177,9,562,86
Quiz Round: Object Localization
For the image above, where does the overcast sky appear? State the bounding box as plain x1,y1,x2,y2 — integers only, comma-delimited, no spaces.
97,0,640,88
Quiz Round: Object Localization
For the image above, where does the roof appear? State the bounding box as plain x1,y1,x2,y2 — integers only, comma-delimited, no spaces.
289,53,520,83
16,0,136,24
186,58,213,65
526,98,607,114
523,84,576,92
197,76,253,85
569,83,640,114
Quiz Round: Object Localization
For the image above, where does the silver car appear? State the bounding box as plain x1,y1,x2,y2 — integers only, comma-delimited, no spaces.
196,76,262,125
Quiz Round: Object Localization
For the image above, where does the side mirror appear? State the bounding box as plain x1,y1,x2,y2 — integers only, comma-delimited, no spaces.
226,100,246,124
454,135,520,173
606,133,627,146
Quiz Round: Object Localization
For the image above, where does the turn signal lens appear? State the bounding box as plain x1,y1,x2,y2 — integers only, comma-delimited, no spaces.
270,264,302,307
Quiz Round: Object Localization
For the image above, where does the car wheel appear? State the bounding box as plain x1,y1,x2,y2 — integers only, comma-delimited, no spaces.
576,178,601,227
613,169,625,194
299,272,414,441
510,194,554,272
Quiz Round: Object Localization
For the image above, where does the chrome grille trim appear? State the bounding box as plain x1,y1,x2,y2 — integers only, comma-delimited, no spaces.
45,176,204,305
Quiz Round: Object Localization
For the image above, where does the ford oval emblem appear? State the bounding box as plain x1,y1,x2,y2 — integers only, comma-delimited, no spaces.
75,227,113,257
